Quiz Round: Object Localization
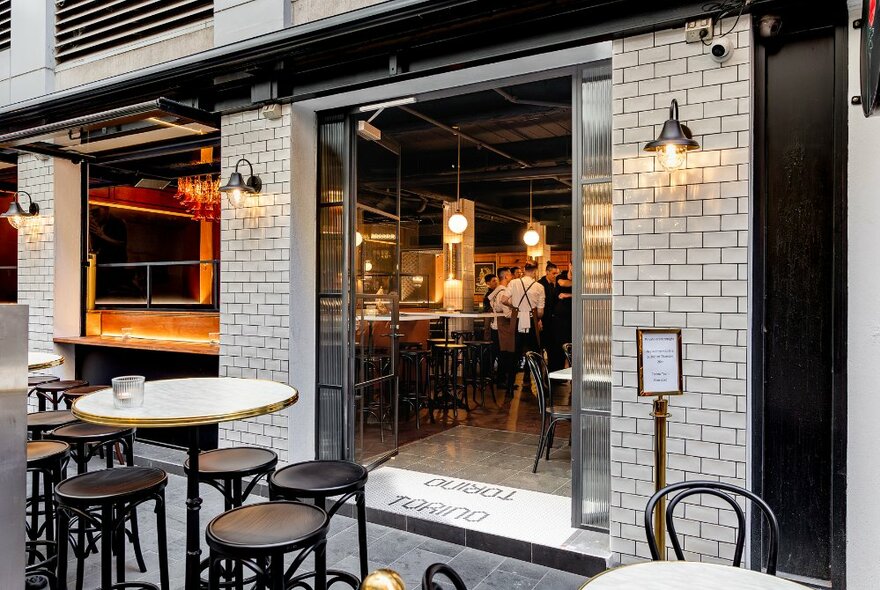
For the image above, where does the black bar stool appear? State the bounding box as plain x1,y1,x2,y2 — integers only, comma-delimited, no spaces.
29,375,60,397
48,422,136,474
399,349,432,427
206,501,332,590
451,330,473,343
33,380,88,411
463,340,496,406
184,447,278,587
62,385,108,408
26,441,69,543
269,460,369,584
56,467,170,590
27,410,78,441
431,343,469,416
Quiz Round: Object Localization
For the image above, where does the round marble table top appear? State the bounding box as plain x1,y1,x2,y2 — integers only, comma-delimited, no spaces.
582,562,808,590
28,351,64,371
548,367,572,381
72,377,298,428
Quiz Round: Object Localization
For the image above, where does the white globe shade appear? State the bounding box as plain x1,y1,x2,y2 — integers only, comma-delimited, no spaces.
523,227,540,247
364,260,373,272
448,212,468,234
355,231,363,247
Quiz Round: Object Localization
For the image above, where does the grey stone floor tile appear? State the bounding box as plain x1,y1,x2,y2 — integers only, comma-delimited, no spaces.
474,569,538,590
445,548,506,588
536,568,590,590
496,556,551,580
366,528,425,563
418,537,466,558
388,547,451,582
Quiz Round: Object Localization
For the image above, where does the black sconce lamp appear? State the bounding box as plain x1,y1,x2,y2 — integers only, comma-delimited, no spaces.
644,99,700,171
219,158,262,208
1,190,39,229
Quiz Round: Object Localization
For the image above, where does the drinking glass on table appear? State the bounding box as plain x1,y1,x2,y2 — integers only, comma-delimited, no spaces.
112,375,145,409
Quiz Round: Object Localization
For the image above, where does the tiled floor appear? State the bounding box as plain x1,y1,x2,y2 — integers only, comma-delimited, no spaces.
390,425,572,497
55,470,589,590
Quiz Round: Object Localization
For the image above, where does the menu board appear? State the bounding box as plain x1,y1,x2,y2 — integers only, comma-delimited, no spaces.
637,328,683,396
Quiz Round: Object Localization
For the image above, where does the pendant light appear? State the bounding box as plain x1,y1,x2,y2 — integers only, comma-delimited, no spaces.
644,99,700,172
447,128,468,235
523,181,540,247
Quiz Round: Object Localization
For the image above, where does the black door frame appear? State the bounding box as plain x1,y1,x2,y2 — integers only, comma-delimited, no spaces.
751,9,848,588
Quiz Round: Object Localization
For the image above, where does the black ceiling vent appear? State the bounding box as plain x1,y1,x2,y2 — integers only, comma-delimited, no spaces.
55,0,212,64
0,1,10,52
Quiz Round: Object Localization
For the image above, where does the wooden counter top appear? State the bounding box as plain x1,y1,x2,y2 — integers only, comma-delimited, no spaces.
54,336,219,356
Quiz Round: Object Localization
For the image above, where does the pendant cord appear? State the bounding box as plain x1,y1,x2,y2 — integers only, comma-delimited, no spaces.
456,129,461,208
529,180,533,225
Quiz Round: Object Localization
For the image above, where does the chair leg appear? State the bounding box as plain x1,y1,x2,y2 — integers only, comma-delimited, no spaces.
127,507,148,573
155,495,170,590
115,505,126,584
28,468,40,541
533,416,549,474
356,492,368,582
44,468,56,543
101,505,113,590
270,551,285,590
546,422,556,460
57,510,70,590
208,551,220,590
315,540,328,590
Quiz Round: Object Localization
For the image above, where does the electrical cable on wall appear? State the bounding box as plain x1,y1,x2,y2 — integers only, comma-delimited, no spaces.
701,0,750,43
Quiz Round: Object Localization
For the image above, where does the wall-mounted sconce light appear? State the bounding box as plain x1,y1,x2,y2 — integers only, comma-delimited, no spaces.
644,99,700,172
219,158,262,208
1,190,39,229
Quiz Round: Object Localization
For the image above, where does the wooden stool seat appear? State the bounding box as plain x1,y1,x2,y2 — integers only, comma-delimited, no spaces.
270,460,367,498
27,410,77,431
27,440,70,464
50,422,134,443
184,447,278,478
63,384,108,400
207,501,327,554
36,379,88,393
55,466,166,506
29,375,60,387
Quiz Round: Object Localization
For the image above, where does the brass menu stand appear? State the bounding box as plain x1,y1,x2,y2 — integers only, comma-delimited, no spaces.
636,329,683,559
73,377,298,590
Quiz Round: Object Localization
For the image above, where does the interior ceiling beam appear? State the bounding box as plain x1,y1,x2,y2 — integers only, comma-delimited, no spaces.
397,164,571,187
95,134,220,165
493,87,570,109
398,105,531,168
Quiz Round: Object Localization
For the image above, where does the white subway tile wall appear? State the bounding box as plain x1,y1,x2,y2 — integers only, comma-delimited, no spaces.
611,17,751,564
218,105,292,461
17,154,55,352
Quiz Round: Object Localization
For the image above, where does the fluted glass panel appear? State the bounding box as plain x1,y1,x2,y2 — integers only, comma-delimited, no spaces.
582,182,612,295
319,205,343,292
319,119,345,204
580,413,611,528
582,297,612,412
581,64,612,181
318,296,343,386
318,385,344,459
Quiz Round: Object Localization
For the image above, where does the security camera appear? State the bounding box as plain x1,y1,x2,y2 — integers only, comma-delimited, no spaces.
758,15,782,39
709,37,733,63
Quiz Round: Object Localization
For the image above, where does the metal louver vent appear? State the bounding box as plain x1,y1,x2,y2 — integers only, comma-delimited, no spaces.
55,0,212,64
0,1,10,52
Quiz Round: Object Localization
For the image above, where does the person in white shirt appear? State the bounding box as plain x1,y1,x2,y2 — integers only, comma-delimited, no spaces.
488,267,512,386
502,262,545,393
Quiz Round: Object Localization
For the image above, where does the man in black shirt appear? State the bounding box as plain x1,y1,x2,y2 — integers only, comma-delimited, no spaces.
481,273,497,312
538,262,564,370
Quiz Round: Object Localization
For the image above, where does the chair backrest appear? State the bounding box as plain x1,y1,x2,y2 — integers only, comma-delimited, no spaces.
562,343,573,367
644,480,780,574
422,563,468,590
524,351,551,415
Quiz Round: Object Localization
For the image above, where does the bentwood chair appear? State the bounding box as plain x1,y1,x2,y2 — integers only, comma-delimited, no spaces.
562,343,572,367
422,563,469,590
644,480,780,574
524,351,571,473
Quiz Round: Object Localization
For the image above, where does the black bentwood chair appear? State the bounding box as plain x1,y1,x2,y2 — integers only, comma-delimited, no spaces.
422,564,469,590
644,480,780,575
524,351,572,473
562,343,573,367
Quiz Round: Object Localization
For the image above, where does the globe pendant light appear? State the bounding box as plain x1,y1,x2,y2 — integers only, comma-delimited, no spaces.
523,181,540,247
644,99,700,172
447,128,468,235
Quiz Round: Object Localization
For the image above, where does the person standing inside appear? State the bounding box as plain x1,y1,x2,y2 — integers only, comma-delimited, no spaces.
539,262,564,371
555,267,574,367
504,262,545,394
488,268,511,385
511,266,523,279
481,273,497,312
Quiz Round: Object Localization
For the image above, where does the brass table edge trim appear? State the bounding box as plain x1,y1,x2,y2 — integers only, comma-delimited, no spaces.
28,355,65,371
72,391,298,428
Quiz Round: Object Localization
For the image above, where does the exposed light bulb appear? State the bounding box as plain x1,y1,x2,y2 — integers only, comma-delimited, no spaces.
6,215,23,230
523,227,540,247
448,212,468,235
656,144,687,172
227,188,249,208
356,231,363,247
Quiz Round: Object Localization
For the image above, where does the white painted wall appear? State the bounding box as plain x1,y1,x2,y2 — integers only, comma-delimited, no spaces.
10,0,53,102
214,0,290,46
846,7,880,589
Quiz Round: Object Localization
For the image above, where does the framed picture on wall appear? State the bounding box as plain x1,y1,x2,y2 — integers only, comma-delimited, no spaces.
474,262,496,295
